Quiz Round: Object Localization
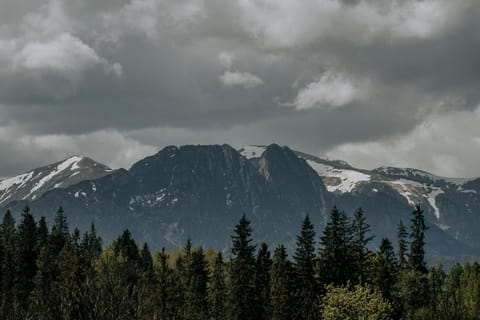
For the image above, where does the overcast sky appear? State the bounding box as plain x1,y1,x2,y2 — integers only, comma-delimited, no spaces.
0,0,479,178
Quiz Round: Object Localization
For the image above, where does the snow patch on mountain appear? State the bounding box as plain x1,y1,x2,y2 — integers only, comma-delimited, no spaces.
306,160,371,193
0,155,112,205
427,189,444,220
239,145,267,159
30,156,83,193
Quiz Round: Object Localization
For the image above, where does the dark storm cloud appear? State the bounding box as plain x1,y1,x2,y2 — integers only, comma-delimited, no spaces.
0,0,480,177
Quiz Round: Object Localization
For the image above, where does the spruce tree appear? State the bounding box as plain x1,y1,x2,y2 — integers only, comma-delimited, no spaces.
208,252,226,320
154,248,181,320
36,216,49,250
81,222,102,258
270,245,294,320
372,238,397,301
351,208,374,284
227,214,256,320
0,210,18,319
293,214,319,320
140,242,153,272
16,206,38,315
319,206,353,286
255,242,272,320
397,221,408,270
409,204,428,273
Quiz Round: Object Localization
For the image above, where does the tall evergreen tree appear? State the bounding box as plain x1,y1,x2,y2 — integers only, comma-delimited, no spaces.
81,222,102,258
208,252,226,320
293,214,319,320
227,214,257,320
351,208,374,284
16,206,38,315
409,204,428,273
154,248,181,320
372,238,397,301
255,242,272,320
397,221,408,270
139,243,153,272
270,245,294,320
49,206,70,256
0,210,18,319
185,247,209,320
36,216,49,250
319,206,353,286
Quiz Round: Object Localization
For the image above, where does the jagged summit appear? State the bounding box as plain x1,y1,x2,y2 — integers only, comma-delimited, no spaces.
0,155,113,205
2,144,480,258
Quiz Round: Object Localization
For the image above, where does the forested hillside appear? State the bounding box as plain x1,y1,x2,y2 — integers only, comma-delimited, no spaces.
0,204,479,320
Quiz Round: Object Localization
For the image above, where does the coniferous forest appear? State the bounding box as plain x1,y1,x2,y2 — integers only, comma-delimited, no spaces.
1,205,480,320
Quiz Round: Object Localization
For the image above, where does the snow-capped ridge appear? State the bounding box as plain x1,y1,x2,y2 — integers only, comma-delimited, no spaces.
239,145,267,159
0,155,112,205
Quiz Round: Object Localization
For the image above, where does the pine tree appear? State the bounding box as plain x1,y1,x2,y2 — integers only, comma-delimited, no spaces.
208,252,226,320
16,206,39,315
397,221,408,270
409,204,428,273
154,248,181,320
81,222,102,258
293,214,319,320
270,245,294,320
36,216,49,250
319,206,353,286
178,238,209,320
187,247,209,320
49,206,70,256
140,243,153,272
372,238,397,301
255,242,272,320
227,214,257,320
0,210,18,319
351,208,374,284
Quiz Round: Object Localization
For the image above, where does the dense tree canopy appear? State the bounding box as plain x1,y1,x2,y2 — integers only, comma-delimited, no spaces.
0,204,477,320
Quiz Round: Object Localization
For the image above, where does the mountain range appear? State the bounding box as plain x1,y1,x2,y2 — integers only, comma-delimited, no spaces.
2,144,480,260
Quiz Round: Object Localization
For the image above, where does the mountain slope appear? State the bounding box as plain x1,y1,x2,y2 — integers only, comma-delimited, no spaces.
0,156,113,205
2,144,479,258
241,145,480,255
7,145,330,251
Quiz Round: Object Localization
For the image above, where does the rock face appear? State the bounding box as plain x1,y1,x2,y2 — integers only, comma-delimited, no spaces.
3,144,480,258
0,156,112,205
6,145,329,251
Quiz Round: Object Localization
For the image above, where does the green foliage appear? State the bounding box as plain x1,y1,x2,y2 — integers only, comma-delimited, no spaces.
409,204,428,273
293,214,319,320
270,245,294,320
0,204,479,320
227,214,257,320
208,252,226,320
255,242,272,320
352,208,374,284
321,284,393,320
319,206,354,286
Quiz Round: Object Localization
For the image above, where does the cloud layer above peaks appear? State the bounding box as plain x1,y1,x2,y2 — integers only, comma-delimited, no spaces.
0,0,479,177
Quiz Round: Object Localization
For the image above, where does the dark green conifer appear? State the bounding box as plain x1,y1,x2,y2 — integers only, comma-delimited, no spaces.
351,208,374,284
397,221,408,270
409,204,428,273
293,214,319,320
270,245,294,320
319,206,353,286
227,214,257,320
208,252,226,320
255,242,272,320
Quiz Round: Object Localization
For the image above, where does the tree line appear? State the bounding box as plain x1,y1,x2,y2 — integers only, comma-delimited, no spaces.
0,204,479,319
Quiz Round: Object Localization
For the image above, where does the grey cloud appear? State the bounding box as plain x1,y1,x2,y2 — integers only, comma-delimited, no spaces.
0,0,479,177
